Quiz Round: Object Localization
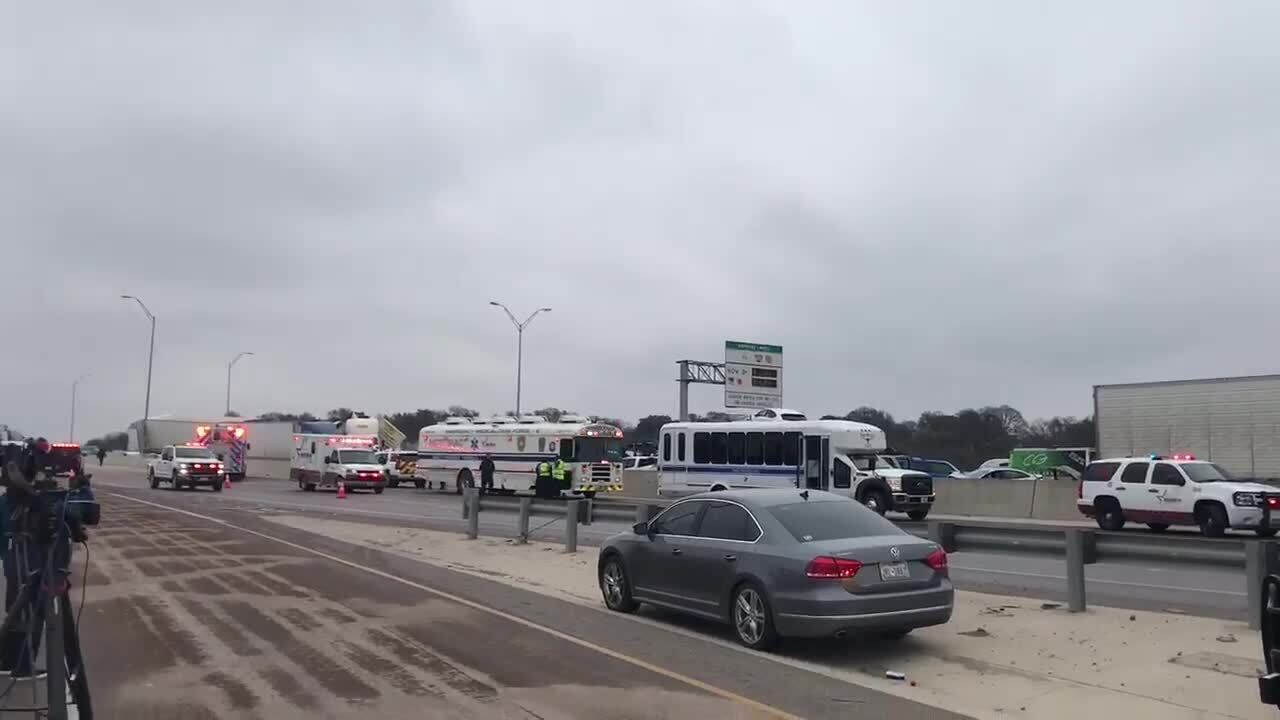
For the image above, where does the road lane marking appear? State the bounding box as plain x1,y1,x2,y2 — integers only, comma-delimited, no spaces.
950,564,1246,597
106,492,804,720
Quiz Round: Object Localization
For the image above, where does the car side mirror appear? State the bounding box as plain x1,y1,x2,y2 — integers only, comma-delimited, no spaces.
324,457,332,465
632,522,651,536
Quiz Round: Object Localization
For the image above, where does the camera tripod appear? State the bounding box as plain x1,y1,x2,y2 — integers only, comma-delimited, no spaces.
0,498,92,719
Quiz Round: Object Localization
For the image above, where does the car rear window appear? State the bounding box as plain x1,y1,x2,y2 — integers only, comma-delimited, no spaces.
767,499,901,543
1082,462,1120,483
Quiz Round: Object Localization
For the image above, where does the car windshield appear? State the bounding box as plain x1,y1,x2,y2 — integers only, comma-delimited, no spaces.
768,499,902,543
574,437,624,463
338,449,377,464
1182,463,1231,483
175,447,216,459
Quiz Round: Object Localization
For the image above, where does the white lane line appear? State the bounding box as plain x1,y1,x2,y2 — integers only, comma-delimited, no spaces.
950,564,1246,597
104,492,803,720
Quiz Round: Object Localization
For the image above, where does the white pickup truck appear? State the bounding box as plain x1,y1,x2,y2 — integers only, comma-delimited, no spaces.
147,444,226,491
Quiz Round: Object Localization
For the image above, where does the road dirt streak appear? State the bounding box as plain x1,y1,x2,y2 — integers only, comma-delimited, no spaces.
76,494,779,719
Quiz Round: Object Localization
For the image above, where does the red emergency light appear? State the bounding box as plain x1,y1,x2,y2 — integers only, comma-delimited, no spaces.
1267,496,1280,510
195,426,210,439
1171,453,1196,461
232,426,246,440
51,443,79,449
326,436,375,446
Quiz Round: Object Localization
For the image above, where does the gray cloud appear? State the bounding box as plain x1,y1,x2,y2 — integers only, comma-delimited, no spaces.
3,1,1278,440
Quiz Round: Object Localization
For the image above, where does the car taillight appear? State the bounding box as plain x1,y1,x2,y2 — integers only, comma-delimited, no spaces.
926,548,948,573
805,556,862,579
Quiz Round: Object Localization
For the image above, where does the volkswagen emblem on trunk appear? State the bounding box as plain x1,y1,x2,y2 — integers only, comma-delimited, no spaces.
890,546,901,558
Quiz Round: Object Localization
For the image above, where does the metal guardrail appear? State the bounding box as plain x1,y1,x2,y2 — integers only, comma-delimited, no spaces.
462,492,1276,627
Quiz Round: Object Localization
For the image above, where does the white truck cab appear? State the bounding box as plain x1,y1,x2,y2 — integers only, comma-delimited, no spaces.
148,443,226,491
1078,454,1280,537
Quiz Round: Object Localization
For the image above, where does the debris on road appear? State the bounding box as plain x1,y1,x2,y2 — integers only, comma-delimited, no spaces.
884,671,906,681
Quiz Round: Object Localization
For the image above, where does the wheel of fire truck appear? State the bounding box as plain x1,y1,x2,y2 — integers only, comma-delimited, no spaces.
148,468,159,489
231,473,244,482
414,478,426,490
580,491,597,500
456,469,474,495
387,478,400,489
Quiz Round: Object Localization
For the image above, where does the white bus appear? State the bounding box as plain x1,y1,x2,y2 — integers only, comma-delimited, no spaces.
415,415,625,497
656,408,936,518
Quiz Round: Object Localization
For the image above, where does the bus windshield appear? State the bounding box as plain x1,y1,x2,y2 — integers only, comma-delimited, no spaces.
574,437,625,463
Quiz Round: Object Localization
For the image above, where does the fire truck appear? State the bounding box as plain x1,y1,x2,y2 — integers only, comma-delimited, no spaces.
194,423,250,481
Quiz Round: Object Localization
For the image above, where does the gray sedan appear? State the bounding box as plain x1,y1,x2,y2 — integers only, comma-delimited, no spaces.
597,488,953,649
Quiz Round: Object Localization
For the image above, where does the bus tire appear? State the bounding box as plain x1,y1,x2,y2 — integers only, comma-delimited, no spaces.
457,469,474,495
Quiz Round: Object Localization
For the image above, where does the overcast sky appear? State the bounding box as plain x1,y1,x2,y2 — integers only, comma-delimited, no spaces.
3,1,1278,440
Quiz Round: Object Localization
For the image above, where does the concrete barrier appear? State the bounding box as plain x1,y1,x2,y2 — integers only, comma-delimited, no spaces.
1029,478,1084,521
621,469,658,499
931,477,1037,518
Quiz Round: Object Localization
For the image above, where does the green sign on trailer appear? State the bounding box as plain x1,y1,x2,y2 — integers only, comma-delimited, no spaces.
1009,447,1095,478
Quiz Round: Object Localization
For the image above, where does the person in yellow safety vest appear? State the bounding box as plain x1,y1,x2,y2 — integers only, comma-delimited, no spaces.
535,460,553,499
552,458,568,492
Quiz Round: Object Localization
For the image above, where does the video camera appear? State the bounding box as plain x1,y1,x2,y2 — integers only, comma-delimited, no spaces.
1,437,100,543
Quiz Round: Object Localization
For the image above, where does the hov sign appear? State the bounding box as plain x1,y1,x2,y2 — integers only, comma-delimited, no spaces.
724,341,783,409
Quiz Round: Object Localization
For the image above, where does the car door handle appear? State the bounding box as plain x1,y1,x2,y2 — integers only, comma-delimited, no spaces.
670,548,682,556
723,554,738,562
1148,488,1160,493
1116,487,1126,491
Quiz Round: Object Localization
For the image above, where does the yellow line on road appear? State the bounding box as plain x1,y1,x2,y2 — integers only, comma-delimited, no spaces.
106,492,805,720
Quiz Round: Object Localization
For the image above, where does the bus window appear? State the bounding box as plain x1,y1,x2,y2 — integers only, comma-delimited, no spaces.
678,433,686,461
693,432,710,464
727,432,745,465
763,432,783,466
745,432,763,465
662,433,671,462
560,439,575,462
710,432,728,464
783,432,801,466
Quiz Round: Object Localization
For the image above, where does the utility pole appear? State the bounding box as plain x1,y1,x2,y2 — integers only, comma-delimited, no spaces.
69,373,91,442
226,351,254,415
489,301,551,417
121,295,156,450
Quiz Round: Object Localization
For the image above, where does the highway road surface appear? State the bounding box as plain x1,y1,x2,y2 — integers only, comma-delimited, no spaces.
46,479,967,719
88,467,1249,621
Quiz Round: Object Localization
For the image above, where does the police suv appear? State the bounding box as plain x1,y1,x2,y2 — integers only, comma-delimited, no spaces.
1077,454,1279,537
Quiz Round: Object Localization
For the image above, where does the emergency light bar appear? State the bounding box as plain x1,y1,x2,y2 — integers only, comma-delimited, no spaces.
1172,453,1196,461
51,443,79,449
326,436,376,446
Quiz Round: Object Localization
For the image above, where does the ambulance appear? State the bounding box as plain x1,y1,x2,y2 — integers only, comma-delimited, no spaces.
291,419,387,494
194,423,250,481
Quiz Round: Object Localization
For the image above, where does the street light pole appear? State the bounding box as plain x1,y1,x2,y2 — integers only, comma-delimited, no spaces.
489,302,552,417
69,373,91,442
121,295,156,449
226,351,254,416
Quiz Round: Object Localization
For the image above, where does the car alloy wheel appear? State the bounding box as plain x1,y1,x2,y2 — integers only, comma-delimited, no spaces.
602,563,625,606
734,587,769,647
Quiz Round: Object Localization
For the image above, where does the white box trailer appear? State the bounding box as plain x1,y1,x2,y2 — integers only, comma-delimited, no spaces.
128,419,205,454
1094,374,1280,480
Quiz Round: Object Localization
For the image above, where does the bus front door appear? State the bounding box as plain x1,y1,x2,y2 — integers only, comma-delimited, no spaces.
802,435,829,491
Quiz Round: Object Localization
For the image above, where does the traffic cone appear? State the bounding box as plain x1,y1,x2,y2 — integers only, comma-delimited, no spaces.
223,476,232,490
336,481,346,499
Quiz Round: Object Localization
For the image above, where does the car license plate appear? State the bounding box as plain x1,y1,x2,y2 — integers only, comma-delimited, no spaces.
879,561,910,581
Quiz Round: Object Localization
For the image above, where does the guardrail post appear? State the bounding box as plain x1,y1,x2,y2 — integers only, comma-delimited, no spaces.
582,498,593,526
461,489,471,520
565,500,579,553
517,498,531,545
1248,540,1273,629
1065,528,1087,612
928,521,957,552
465,488,479,540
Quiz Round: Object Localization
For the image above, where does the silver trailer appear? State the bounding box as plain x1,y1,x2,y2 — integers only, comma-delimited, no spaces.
1094,374,1280,479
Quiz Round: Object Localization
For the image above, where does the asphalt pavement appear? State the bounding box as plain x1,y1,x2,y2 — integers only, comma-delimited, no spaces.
90,467,1249,620
54,481,967,719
